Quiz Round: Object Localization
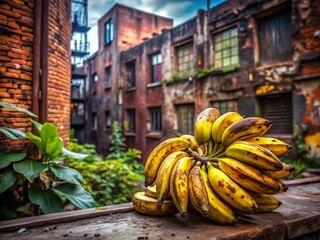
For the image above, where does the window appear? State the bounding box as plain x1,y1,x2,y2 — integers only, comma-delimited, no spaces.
177,104,195,135
126,61,136,89
105,111,111,129
105,66,111,87
212,100,238,115
257,8,292,65
71,78,84,99
258,93,293,135
92,74,98,93
151,53,162,83
92,113,98,130
71,103,84,116
176,43,194,75
213,27,239,68
126,109,136,133
105,19,113,44
149,107,162,132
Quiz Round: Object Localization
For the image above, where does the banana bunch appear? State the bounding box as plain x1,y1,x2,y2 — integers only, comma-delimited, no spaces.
133,108,294,225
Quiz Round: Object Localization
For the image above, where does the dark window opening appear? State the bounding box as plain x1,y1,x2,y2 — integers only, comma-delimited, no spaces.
177,104,194,135
149,107,162,132
126,109,136,133
105,19,113,45
151,53,162,83
126,61,136,89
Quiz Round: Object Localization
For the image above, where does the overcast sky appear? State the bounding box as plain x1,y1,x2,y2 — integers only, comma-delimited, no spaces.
87,0,226,54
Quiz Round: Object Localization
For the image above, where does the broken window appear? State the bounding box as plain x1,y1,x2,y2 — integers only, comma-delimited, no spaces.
126,109,136,133
258,93,293,135
105,18,113,45
151,53,162,83
213,27,239,69
212,99,238,115
149,107,162,132
105,111,111,129
176,42,194,76
257,8,292,65
126,61,136,89
177,104,195,135
105,66,112,87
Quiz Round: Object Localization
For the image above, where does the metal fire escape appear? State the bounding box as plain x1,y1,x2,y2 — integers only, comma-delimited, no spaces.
70,0,90,139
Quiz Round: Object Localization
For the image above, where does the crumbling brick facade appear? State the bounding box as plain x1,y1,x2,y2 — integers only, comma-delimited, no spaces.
86,0,320,162
0,0,71,152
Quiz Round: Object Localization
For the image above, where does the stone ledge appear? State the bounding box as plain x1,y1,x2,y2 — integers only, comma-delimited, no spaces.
0,177,319,239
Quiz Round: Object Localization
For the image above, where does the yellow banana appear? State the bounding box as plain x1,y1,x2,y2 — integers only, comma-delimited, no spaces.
218,157,282,194
265,163,295,179
156,151,189,207
250,193,282,213
225,141,283,171
170,156,193,217
145,185,157,199
207,163,257,214
188,163,209,216
133,192,177,216
212,112,243,143
194,108,220,144
180,135,200,151
245,137,292,156
144,137,190,187
201,165,237,224
222,117,272,146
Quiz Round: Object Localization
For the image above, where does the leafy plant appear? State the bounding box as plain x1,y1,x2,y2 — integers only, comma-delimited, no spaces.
66,122,144,206
279,124,320,180
0,101,95,220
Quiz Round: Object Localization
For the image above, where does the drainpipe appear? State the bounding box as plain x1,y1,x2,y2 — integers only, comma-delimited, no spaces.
39,0,49,123
32,0,42,117
32,0,49,123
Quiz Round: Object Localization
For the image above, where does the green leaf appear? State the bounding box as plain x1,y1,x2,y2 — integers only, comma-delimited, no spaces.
25,132,44,153
0,169,17,193
0,127,25,140
29,118,42,135
52,183,95,209
40,123,59,154
29,185,63,214
62,147,88,160
13,159,48,182
0,101,37,117
50,166,83,185
0,152,26,169
46,137,63,161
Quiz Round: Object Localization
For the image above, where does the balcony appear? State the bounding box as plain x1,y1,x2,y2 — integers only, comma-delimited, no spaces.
71,40,90,58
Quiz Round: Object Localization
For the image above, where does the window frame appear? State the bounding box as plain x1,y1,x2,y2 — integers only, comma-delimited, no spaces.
92,112,98,130
254,6,293,66
149,107,162,133
125,108,136,133
150,52,162,83
104,18,113,45
105,110,111,130
211,99,238,115
213,27,239,69
105,66,112,88
175,42,194,76
176,104,195,135
126,60,136,89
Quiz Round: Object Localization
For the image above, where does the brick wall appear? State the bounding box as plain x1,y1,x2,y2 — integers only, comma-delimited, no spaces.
0,0,71,152
0,0,35,152
47,0,71,143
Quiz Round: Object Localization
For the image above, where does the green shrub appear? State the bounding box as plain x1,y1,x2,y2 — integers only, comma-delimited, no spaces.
66,122,144,206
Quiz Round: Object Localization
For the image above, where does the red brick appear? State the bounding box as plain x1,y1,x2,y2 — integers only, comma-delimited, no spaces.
0,92,11,98
7,52,21,59
0,56,10,61
21,85,32,90
0,14,7,20
20,73,31,80
0,44,9,51
8,22,20,29
0,9,21,18
3,72,20,78
3,62,21,69
8,68,21,74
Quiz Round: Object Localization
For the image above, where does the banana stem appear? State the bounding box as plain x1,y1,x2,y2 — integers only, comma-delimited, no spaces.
186,148,217,165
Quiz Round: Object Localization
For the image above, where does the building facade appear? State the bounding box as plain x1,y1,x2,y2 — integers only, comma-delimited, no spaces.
0,0,72,152
85,0,320,162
